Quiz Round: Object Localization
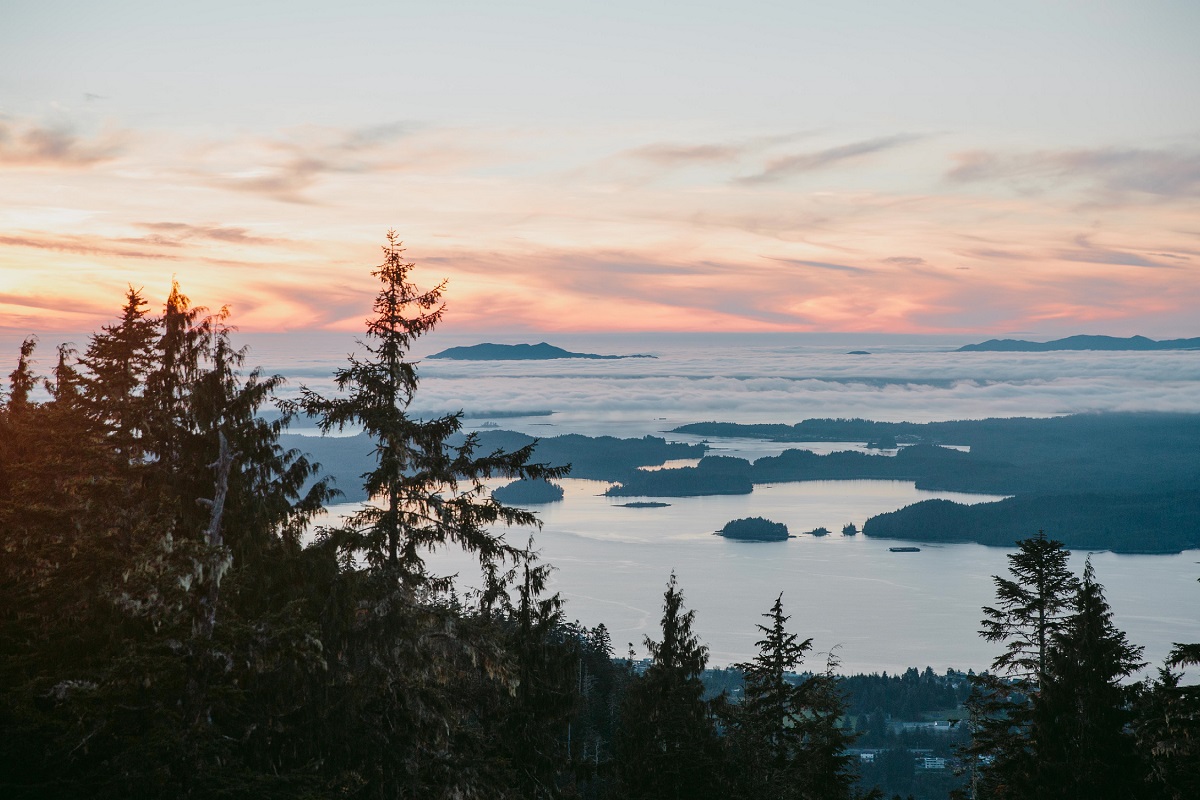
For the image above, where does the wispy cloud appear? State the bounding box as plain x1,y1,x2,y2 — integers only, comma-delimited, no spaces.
1055,234,1182,269
135,222,285,246
0,232,178,260
0,290,114,316
624,142,741,166
0,118,126,168
764,256,872,274
618,130,816,171
210,156,331,204
200,123,481,203
947,146,1200,199
736,134,922,184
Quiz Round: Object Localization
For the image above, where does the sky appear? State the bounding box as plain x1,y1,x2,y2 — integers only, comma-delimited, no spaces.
1,0,1198,336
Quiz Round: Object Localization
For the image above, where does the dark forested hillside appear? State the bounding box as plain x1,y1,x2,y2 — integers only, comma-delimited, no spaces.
863,491,1200,553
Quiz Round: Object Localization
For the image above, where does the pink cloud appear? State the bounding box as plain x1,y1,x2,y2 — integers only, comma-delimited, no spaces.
0,119,126,169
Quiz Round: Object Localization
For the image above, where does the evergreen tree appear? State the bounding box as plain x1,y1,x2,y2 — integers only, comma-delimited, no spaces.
0,286,336,798
143,281,214,492
296,231,558,581
724,594,859,800
1136,631,1200,800
616,573,721,800
46,342,83,406
980,531,1078,684
482,553,581,799
1032,559,1146,799
7,336,38,410
964,532,1079,798
290,233,564,798
78,287,157,461
726,593,815,799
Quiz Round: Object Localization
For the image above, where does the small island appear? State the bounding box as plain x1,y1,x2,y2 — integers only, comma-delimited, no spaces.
716,516,790,542
842,522,858,536
809,526,830,537
428,342,656,360
491,478,565,505
615,501,671,508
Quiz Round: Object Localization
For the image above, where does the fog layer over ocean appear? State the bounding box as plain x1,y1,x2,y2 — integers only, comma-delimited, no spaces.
246,331,1200,436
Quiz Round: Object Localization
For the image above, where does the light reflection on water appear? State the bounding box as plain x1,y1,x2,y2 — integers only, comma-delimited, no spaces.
320,479,1200,676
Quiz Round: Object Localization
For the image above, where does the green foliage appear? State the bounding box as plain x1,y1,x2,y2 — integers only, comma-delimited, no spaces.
1031,560,1146,799
0,284,337,797
963,533,1078,800
718,516,789,541
295,232,561,581
965,538,1158,800
723,594,859,800
616,574,722,800
1136,658,1200,800
980,531,1078,684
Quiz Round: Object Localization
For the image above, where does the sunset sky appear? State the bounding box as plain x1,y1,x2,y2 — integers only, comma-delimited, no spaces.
2,0,1198,335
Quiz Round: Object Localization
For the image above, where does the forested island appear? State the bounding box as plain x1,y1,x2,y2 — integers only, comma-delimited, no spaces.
428,342,655,360
491,477,565,505
716,516,790,541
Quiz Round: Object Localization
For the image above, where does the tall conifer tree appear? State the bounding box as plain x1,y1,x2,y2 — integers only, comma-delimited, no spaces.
1032,560,1146,799
724,594,859,800
296,231,556,581
980,531,1078,684
79,287,157,461
290,232,563,798
617,573,721,800
966,532,1079,799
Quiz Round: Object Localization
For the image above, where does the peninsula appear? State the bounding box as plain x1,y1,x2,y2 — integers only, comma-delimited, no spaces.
428,342,655,360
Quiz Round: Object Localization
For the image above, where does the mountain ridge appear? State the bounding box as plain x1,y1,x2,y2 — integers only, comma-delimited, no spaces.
428,342,655,360
957,334,1200,352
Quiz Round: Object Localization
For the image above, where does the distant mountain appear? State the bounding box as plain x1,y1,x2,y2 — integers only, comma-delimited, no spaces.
428,342,655,360
957,335,1200,352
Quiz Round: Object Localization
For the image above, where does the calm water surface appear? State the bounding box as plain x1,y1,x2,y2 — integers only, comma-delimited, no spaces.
325,477,1200,675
